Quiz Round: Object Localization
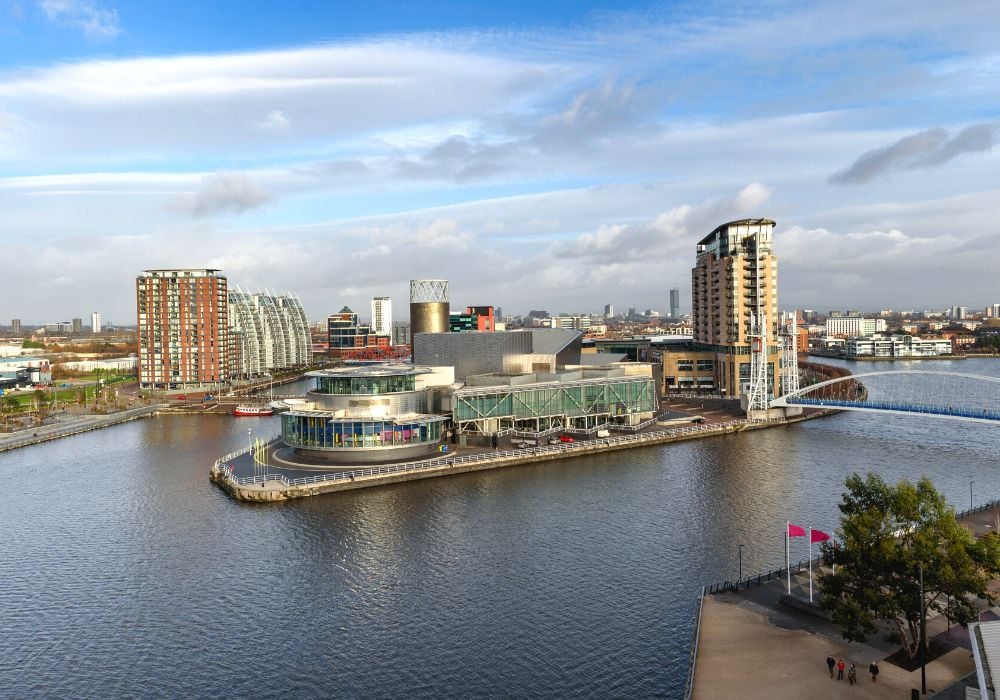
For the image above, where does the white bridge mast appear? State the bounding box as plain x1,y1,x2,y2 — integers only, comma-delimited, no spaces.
746,227,770,419
780,311,800,397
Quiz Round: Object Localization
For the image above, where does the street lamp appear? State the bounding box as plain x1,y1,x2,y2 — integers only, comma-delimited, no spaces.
738,543,745,590
970,479,975,510
919,562,927,695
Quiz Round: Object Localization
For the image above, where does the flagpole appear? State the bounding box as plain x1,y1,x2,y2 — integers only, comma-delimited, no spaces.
809,528,813,603
786,521,791,594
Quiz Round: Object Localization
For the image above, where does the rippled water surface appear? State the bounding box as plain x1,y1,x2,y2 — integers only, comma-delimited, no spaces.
2,361,999,698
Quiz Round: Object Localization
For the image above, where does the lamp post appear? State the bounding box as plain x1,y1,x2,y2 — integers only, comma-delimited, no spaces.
738,543,745,590
970,479,975,510
919,562,927,695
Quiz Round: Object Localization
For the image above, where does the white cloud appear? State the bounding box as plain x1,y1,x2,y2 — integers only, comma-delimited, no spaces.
37,0,120,38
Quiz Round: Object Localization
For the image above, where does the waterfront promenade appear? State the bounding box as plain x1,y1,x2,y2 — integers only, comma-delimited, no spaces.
0,404,167,452
689,504,1000,699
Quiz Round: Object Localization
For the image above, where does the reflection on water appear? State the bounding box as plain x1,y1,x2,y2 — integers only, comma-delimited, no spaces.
0,362,998,697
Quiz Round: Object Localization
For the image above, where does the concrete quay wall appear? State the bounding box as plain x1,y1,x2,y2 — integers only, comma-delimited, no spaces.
0,404,168,453
211,413,828,503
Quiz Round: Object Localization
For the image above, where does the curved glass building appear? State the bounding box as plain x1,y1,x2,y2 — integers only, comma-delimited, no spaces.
281,363,452,463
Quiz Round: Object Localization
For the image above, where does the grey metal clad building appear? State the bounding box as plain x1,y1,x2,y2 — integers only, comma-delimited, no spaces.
412,328,582,381
669,288,680,318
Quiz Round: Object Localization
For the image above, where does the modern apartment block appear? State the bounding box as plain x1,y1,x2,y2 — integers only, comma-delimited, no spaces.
228,289,311,377
669,288,680,318
136,269,229,389
661,219,781,398
10,319,21,335
91,312,102,333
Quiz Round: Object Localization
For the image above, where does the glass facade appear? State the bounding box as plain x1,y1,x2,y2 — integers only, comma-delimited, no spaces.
453,377,656,432
314,374,416,395
282,414,446,450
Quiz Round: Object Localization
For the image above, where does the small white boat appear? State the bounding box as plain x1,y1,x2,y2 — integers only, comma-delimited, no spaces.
232,404,274,417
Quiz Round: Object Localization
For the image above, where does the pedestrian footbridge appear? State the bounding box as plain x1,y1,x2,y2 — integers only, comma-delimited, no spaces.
770,370,1000,424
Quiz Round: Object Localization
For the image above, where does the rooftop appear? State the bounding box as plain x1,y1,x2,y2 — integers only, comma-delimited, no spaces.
697,218,776,247
305,363,431,379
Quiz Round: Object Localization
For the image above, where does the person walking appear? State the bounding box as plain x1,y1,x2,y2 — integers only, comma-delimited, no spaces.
869,661,879,682
837,659,845,680
848,663,857,685
826,656,836,678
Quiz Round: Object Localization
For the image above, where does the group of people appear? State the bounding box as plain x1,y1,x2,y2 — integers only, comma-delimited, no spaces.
826,656,879,685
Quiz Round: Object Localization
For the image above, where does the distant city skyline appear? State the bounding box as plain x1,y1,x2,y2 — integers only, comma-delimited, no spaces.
2,1,999,321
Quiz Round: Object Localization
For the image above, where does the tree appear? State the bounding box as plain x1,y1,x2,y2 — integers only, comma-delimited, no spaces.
820,473,1000,661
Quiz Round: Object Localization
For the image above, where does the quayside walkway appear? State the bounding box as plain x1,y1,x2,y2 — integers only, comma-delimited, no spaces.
687,502,1000,699
0,404,167,453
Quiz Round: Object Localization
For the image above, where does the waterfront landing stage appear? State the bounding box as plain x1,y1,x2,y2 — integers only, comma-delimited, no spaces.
210,408,832,503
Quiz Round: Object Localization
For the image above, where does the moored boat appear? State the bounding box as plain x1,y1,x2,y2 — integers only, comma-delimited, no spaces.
232,404,274,417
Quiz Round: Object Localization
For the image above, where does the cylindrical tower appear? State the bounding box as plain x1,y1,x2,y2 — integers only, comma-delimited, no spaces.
409,279,450,335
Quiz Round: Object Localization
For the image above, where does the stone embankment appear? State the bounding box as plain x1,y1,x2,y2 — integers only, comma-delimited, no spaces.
210,412,829,503
0,404,168,453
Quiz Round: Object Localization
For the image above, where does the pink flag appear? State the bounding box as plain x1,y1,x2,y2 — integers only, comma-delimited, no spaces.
788,523,806,537
811,529,831,543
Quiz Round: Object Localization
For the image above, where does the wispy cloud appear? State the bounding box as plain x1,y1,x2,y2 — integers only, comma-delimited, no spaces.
168,172,271,218
257,110,290,132
37,0,120,38
830,122,1000,184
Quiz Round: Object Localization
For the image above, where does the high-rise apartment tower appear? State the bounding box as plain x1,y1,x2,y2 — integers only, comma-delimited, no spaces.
136,269,229,389
691,219,780,398
371,297,393,337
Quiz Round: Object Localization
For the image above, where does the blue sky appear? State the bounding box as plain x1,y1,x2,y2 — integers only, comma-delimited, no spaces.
1,0,999,323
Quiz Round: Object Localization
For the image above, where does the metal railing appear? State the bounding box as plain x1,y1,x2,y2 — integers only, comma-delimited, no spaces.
698,499,1000,597
682,587,706,700
213,419,750,490
702,556,823,595
955,498,1000,520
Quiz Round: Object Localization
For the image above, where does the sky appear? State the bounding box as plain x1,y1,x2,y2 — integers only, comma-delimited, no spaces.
1,0,999,324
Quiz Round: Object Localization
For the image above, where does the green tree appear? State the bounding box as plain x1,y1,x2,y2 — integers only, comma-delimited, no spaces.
821,473,1000,661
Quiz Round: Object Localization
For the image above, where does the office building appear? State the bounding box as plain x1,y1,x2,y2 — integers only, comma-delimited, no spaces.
604,304,614,319
450,306,496,332
327,306,390,358
10,319,21,335
91,312,102,334
371,296,392,337
410,279,450,335
825,317,886,337
228,289,311,377
669,288,680,318
845,335,953,358
136,269,229,390
71,318,83,334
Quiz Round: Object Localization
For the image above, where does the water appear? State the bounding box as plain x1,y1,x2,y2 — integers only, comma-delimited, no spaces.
1,361,999,698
